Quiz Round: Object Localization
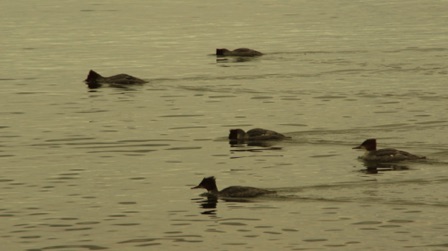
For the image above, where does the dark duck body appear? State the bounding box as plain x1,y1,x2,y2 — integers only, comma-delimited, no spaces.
84,70,147,89
216,48,263,57
229,128,289,142
192,176,275,198
353,138,426,162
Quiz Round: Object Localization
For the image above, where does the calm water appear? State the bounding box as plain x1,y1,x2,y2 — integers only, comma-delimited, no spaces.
1,0,448,250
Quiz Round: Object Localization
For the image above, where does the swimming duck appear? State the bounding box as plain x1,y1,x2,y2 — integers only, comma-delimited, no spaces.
216,48,263,57
192,176,275,198
84,70,147,88
353,138,426,162
229,128,289,142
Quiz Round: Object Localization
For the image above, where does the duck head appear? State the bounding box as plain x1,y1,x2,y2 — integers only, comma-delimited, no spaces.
192,176,218,192
228,129,247,140
216,48,231,56
353,138,377,151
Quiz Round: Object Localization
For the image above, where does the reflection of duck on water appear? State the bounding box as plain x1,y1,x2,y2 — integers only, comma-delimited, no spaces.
192,176,275,198
353,138,426,162
192,196,218,214
84,70,147,89
360,162,411,174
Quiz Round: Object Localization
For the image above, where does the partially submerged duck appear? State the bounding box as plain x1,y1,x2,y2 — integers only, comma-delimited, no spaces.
192,176,275,198
229,128,289,142
216,48,263,57
353,138,426,162
84,70,147,89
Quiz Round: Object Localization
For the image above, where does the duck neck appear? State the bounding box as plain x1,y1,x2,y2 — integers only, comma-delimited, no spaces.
208,183,219,194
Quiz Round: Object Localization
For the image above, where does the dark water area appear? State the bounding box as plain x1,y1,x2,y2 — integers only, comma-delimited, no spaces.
1,0,448,250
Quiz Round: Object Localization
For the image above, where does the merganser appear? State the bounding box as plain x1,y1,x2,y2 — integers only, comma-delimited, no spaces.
192,176,275,198
84,70,147,89
353,138,426,162
216,48,263,57
229,128,289,142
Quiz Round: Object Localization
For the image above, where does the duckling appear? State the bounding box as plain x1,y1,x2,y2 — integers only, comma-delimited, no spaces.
192,176,275,198
353,138,426,162
84,70,147,88
216,48,263,57
229,128,289,142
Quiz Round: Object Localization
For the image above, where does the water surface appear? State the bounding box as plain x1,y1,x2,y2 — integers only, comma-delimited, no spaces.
1,0,448,250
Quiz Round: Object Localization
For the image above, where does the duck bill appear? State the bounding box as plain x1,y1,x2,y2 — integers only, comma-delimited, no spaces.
352,145,362,149
191,185,202,189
